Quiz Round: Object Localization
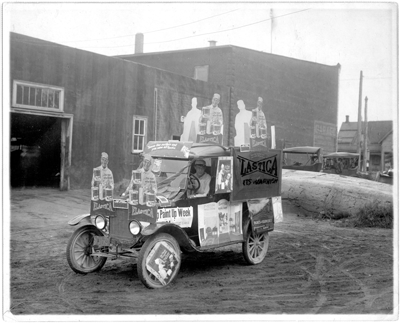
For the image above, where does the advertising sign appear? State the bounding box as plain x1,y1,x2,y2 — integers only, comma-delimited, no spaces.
313,120,337,153
128,204,157,223
197,200,243,247
90,199,114,217
145,241,180,286
196,133,223,145
232,149,282,201
144,141,192,159
156,207,193,228
215,157,233,193
248,198,274,234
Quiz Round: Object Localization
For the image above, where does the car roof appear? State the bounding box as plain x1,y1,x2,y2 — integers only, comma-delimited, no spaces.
283,146,321,154
324,152,360,158
144,141,230,160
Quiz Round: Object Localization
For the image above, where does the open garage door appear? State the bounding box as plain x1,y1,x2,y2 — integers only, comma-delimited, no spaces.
10,111,72,190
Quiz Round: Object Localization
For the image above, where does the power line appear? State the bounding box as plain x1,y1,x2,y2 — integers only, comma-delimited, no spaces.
63,8,240,44
84,8,311,49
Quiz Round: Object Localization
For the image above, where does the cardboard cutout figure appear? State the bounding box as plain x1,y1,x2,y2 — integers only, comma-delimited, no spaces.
249,97,268,150
197,93,223,144
181,97,201,142
234,100,252,146
91,152,114,201
123,154,158,206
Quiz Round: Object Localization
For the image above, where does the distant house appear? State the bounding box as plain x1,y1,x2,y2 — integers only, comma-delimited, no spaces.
337,116,393,171
117,40,340,152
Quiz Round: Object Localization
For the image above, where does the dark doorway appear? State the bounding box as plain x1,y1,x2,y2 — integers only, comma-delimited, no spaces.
10,113,61,188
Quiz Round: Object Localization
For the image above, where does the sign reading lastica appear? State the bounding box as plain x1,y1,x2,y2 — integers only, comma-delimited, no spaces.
232,149,282,201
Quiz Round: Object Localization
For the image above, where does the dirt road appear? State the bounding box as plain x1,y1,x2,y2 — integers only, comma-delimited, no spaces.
8,188,394,317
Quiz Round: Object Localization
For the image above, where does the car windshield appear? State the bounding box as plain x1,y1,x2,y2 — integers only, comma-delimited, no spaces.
155,159,190,200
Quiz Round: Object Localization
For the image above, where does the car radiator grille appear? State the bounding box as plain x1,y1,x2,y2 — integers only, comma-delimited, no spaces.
109,212,134,242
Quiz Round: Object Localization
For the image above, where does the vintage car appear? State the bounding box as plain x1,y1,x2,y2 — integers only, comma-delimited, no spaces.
282,146,323,172
375,168,394,185
323,152,360,176
66,141,283,288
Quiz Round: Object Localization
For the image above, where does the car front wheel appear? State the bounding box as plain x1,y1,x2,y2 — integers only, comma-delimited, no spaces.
137,233,181,289
66,225,107,274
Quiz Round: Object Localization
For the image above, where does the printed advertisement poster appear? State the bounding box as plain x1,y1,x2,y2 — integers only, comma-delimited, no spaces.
232,149,282,201
156,207,193,228
144,141,192,159
146,241,180,286
247,198,274,233
272,196,284,223
198,200,243,247
216,157,233,193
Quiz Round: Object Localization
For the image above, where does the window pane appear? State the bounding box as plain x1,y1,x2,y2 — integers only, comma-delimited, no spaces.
35,88,42,106
134,119,140,135
48,90,54,108
133,136,138,150
16,85,23,104
138,137,144,150
22,86,29,105
29,86,36,105
54,91,60,109
41,89,48,107
139,120,144,135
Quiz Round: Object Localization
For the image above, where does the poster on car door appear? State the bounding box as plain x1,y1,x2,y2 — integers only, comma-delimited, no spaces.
215,157,233,193
197,200,243,247
145,241,180,286
232,148,282,201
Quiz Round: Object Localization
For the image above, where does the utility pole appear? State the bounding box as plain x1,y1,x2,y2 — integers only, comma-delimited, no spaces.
270,9,274,53
363,96,369,172
357,71,363,172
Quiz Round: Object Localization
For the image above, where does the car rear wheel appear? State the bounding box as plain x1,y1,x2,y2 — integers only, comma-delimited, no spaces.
242,229,269,265
137,233,181,289
66,225,107,274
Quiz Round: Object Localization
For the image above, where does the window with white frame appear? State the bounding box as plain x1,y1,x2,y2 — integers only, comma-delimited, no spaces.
12,80,64,111
194,65,209,82
132,116,147,153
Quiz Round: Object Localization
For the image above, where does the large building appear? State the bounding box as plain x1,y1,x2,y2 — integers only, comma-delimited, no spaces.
10,32,340,190
118,40,340,151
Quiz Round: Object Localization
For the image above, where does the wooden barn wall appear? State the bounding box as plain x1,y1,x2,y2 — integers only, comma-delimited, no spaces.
230,47,340,149
120,47,233,88
10,33,227,189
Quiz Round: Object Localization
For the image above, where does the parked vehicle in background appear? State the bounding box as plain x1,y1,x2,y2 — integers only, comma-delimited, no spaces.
375,168,394,185
323,152,359,177
282,146,323,172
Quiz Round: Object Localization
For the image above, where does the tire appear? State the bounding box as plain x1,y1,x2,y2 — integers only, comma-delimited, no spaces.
137,233,181,289
66,225,107,274
242,229,270,265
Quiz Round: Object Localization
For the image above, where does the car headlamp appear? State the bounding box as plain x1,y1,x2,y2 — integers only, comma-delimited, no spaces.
95,215,106,230
129,220,141,235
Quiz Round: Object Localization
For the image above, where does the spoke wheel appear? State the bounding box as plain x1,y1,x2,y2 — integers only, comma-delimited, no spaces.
66,225,107,274
138,233,181,289
242,229,269,265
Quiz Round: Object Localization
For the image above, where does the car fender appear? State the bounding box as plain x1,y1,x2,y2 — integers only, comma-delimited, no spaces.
141,223,196,251
68,214,91,226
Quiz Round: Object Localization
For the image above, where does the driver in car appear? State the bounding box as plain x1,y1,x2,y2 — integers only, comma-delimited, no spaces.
188,159,211,197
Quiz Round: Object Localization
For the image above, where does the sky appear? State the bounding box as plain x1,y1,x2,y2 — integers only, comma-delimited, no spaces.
4,1,397,129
